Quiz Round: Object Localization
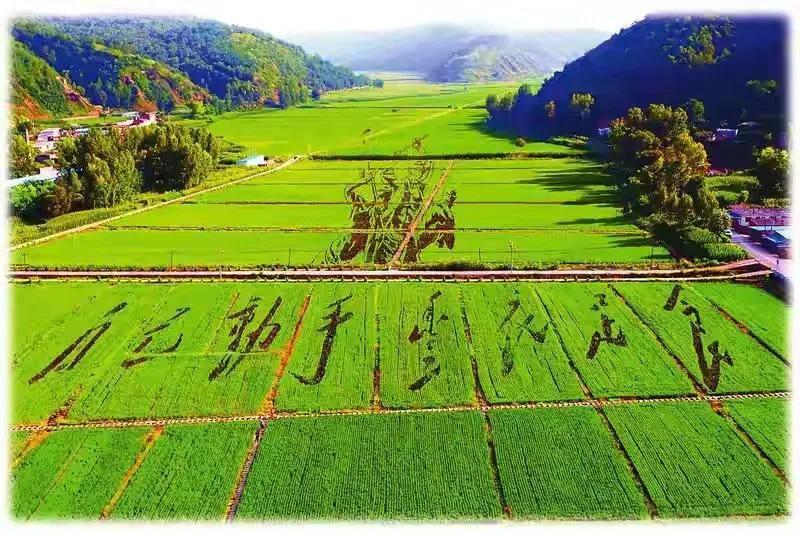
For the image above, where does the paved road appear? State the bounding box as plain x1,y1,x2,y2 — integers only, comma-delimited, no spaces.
731,231,792,278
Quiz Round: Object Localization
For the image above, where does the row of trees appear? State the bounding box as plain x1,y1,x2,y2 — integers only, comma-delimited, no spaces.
29,124,219,219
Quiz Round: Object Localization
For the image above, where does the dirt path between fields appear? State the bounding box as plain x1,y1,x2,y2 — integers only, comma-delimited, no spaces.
11,390,789,433
11,156,303,252
99,425,164,519
260,294,312,416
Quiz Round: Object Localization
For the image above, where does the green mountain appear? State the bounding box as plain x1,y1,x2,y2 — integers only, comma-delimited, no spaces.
12,17,373,114
11,40,95,119
487,16,787,139
288,25,607,82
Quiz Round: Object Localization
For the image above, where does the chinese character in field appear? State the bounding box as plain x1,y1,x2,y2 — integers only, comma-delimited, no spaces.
586,313,627,359
585,291,627,360
407,290,449,391
498,289,549,375
662,285,734,391
121,307,191,368
209,296,284,381
292,293,353,386
30,302,128,384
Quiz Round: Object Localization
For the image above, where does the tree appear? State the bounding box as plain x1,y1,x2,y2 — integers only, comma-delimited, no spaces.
485,94,499,118
56,129,141,209
10,134,38,178
138,124,215,191
544,100,556,119
570,93,595,117
187,99,206,118
681,98,705,129
754,147,789,198
609,103,727,231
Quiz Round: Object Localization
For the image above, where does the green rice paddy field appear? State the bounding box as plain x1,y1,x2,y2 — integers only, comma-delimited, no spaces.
10,280,788,520
183,77,550,157
12,158,670,268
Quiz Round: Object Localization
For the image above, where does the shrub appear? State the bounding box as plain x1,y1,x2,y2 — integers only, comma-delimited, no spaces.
514,137,527,147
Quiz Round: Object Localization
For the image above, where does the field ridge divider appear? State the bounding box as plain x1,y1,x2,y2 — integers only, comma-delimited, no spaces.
10,391,790,432
99,425,164,520
694,290,790,366
260,292,313,416
457,287,511,519
12,156,304,252
371,286,382,412
388,160,455,268
709,400,790,486
225,419,268,522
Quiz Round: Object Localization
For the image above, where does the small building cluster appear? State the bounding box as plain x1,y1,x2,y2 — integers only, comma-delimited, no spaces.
729,204,791,257
114,111,157,130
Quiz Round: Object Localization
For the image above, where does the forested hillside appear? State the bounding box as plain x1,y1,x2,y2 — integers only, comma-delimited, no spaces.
11,17,374,117
487,16,787,139
11,40,95,119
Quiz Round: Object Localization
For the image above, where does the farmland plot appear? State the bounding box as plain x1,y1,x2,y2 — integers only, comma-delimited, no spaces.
236,412,501,519
13,229,360,268
11,427,148,519
111,422,256,520
110,203,354,230
460,284,583,403
725,398,788,472
276,284,377,412
605,402,787,517
490,407,648,519
534,283,695,397
377,284,475,408
73,284,308,420
415,230,669,265
612,283,788,393
12,283,166,423
692,283,788,358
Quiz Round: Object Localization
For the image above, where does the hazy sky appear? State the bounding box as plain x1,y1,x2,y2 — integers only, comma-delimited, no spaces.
9,0,790,36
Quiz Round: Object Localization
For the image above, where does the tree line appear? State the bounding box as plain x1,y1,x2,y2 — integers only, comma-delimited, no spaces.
10,124,220,221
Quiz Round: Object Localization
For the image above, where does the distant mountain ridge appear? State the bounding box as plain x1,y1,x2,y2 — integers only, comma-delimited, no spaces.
287,25,608,82
11,16,373,118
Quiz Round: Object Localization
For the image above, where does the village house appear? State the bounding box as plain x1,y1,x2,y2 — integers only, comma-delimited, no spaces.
33,127,61,153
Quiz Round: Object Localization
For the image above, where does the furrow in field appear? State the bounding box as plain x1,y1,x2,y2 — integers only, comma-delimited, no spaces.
99,425,164,519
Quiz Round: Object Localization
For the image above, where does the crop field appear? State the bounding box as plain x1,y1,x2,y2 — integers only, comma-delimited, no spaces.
191,78,547,157
12,158,669,268
724,398,788,472
10,280,787,425
9,280,789,520
312,78,526,108
489,407,648,519
236,412,501,519
693,282,788,358
604,402,787,518
613,283,788,393
109,423,256,520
